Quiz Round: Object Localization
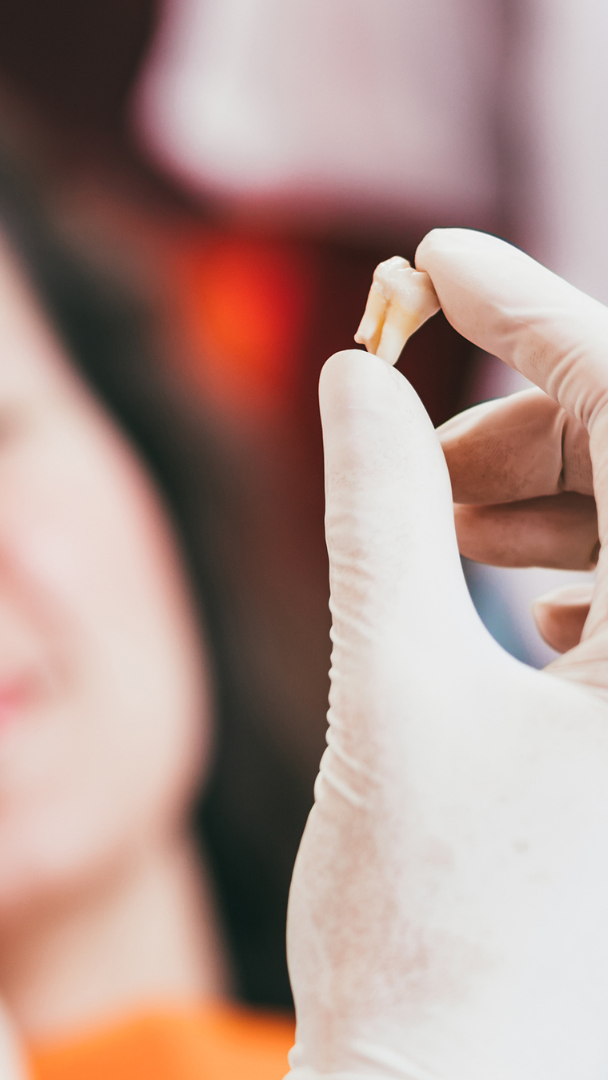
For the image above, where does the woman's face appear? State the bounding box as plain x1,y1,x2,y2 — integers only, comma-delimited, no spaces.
0,236,212,909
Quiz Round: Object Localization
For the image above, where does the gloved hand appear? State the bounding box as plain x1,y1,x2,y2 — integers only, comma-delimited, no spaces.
286,229,608,1080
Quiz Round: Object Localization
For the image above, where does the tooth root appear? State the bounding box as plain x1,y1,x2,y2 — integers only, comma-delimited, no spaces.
354,288,387,354
376,308,422,365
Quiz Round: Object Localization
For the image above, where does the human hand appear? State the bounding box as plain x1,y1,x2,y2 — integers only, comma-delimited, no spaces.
286,230,608,1079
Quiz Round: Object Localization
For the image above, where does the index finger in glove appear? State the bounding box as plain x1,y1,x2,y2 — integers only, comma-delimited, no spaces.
416,229,608,429
417,228,608,639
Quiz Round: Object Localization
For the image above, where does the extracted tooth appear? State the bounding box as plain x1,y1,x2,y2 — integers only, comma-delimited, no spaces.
354,255,440,366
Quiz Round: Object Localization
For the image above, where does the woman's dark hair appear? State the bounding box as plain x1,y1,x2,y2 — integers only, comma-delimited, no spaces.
0,147,309,1008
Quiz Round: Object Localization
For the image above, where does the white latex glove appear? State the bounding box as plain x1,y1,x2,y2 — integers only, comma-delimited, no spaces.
286,229,608,1080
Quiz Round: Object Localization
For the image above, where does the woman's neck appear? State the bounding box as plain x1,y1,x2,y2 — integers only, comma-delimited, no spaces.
0,833,231,1042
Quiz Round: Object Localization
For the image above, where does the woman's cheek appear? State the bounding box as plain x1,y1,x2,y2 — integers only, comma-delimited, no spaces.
0,412,210,902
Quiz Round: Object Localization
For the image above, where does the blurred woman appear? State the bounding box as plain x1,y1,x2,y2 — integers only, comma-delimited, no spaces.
0,156,294,1079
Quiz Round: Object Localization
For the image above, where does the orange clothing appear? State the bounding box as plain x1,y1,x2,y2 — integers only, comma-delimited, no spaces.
28,1003,294,1080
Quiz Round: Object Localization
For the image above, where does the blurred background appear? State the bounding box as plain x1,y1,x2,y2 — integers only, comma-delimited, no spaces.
0,0,604,1024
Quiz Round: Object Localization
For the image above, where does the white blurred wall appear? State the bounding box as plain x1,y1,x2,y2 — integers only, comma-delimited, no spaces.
134,0,503,228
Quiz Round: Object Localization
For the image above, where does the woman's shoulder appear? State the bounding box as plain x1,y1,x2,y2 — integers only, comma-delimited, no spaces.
28,1001,295,1080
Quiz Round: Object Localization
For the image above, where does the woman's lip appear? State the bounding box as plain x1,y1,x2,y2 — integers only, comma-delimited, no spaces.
0,675,40,718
